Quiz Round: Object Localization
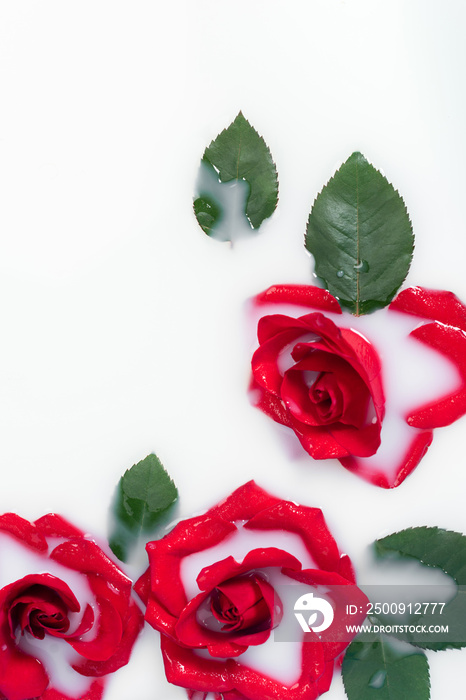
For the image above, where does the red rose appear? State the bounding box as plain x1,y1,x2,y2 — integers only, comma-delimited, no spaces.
135,481,366,700
0,512,144,700
249,284,466,488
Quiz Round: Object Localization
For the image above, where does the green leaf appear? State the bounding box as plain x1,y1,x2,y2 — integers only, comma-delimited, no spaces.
343,634,430,700
193,193,222,236
375,527,466,650
194,112,278,240
306,152,414,315
109,454,178,562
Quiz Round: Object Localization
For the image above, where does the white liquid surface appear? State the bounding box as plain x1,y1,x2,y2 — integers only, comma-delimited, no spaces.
195,161,253,243
181,523,318,686
0,531,98,698
250,300,462,484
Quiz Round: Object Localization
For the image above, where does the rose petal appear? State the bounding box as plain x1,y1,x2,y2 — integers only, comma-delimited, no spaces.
197,549,302,592
41,679,105,700
0,639,49,700
2,574,81,620
390,286,466,330
161,636,233,694
252,328,304,397
339,327,384,417
0,513,47,552
227,642,330,700
208,482,282,524
406,322,466,428
161,634,331,700
253,285,342,314
245,502,341,572
324,421,382,458
290,422,353,459
71,600,143,677
175,589,249,657
50,539,131,591
34,513,84,539
67,596,122,662
144,517,236,618
248,377,293,427
256,315,316,347
339,429,433,488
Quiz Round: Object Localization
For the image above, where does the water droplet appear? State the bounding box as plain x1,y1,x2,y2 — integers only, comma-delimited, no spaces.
336,270,344,278
369,670,386,689
354,259,370,272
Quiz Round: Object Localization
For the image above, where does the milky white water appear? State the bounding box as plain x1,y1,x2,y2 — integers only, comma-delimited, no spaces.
181,523,323,686
249,300,462,484
0,531,98,697
194,161,253,243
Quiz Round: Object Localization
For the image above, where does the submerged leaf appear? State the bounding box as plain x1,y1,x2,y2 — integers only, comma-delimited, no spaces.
194,112,278,241
306,152,414,315
343,634,430,700
375,527,466,650
109,454,178,562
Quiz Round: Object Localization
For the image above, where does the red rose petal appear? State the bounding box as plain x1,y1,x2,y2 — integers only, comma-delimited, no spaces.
405,322,466,428
174,590,248,657
0,641,49,700
325,421,382,458
340,429,433,488
227,641,329,700
248,377,293,427
34,513,84,539
290,422,353,459
72,599,143,677
144,596,179,638
0,513,48,552
50,539,131,591
256,315,315,347
252,330,301,397
245,502,340,572
41,679,105,700
197,549,302,592
208,481,282,524
390,286,466,330
67,596,122,662
133,568,151,606
253,285,342,314
145,517,236,619
2,574,81,621
161,636,233,694
338,554,356,583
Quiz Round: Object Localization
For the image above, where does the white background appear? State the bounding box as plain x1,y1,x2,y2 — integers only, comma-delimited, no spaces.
1,1,466,699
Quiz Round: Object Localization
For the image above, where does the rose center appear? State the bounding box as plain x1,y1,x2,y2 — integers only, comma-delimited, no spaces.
9,584,71,640
198,573,280,636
